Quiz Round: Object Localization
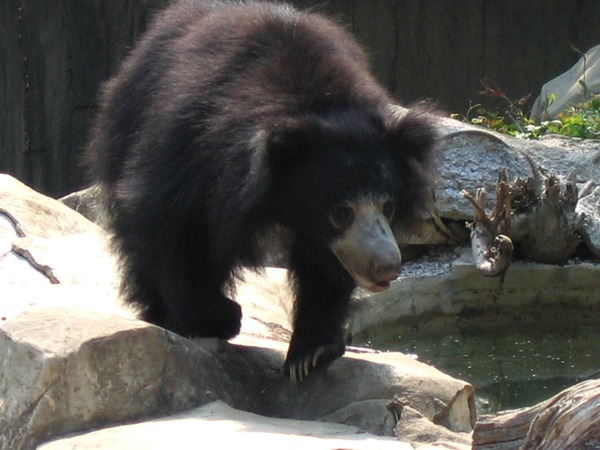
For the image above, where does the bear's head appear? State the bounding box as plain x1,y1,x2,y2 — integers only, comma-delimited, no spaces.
265,106,437,292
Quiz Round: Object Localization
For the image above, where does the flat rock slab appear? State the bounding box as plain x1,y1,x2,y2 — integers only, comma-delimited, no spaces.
38,400,413,450
36,400,469,449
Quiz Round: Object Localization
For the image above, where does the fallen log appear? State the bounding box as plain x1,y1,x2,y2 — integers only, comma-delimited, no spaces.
472,379,600,449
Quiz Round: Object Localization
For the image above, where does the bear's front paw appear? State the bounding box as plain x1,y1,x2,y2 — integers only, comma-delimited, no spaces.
284,342,345,383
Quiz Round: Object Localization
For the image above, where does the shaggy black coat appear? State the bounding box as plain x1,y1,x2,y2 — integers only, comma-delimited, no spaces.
86,0,436,379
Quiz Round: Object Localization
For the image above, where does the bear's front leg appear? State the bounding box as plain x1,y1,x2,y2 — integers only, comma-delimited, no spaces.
284,246,356,383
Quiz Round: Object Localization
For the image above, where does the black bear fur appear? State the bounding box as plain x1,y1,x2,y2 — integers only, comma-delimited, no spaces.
86,0,437,381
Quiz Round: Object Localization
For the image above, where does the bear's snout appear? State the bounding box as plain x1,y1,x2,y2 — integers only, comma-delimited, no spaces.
330,202,402,293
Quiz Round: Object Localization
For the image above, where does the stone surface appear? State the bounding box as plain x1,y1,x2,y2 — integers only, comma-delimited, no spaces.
0,173,120,294
577,185,600,257
39,401,413,450
0,308,254,450
59,185,105,225
434,128,531,222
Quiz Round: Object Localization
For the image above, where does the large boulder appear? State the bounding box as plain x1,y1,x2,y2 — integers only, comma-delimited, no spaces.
0,308,250,449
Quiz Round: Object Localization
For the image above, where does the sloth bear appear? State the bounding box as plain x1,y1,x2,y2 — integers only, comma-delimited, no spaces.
86,0,437,382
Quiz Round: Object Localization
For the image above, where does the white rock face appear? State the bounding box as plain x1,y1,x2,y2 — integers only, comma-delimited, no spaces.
38,401,413,450
0,174,130,320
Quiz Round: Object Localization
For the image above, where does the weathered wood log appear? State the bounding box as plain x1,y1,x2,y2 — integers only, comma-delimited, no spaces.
473,379,600,450
460,143,589,273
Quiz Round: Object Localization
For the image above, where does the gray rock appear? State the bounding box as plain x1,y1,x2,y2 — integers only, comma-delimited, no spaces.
58,185,105,225
398,116,600,261
434,128,531,221
0,308,251,450
436,123,600,220
577,185,600,257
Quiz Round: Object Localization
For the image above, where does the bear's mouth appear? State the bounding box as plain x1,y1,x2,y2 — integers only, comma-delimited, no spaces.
333,253,396,293
353,273,394,293
370,279,393,292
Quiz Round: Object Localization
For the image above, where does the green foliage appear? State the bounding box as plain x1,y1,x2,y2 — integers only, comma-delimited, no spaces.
541,96,600,139
452,79,600,140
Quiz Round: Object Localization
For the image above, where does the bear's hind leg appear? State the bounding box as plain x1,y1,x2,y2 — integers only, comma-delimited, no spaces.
120,232,242,339
151,219,243,339
162,284,242,339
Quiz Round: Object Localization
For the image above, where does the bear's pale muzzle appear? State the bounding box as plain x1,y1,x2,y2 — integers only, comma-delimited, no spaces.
330,203,402,292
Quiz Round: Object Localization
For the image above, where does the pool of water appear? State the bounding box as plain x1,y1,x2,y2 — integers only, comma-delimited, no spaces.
358,318,600,413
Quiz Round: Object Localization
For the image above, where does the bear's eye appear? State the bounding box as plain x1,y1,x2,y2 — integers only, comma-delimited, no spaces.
330,205,354,230
382,200,396,220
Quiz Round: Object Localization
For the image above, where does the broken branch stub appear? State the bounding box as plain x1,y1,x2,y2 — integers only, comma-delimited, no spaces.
461,170,515,277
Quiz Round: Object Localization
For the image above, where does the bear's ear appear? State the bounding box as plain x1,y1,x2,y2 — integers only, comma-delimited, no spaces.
385,106,438,166
265,122,312,174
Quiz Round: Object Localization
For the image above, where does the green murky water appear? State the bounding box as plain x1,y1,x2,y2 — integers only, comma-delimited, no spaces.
359,318,600,413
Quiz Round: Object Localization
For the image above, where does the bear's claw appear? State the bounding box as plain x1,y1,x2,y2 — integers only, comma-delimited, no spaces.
285,343,344,383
